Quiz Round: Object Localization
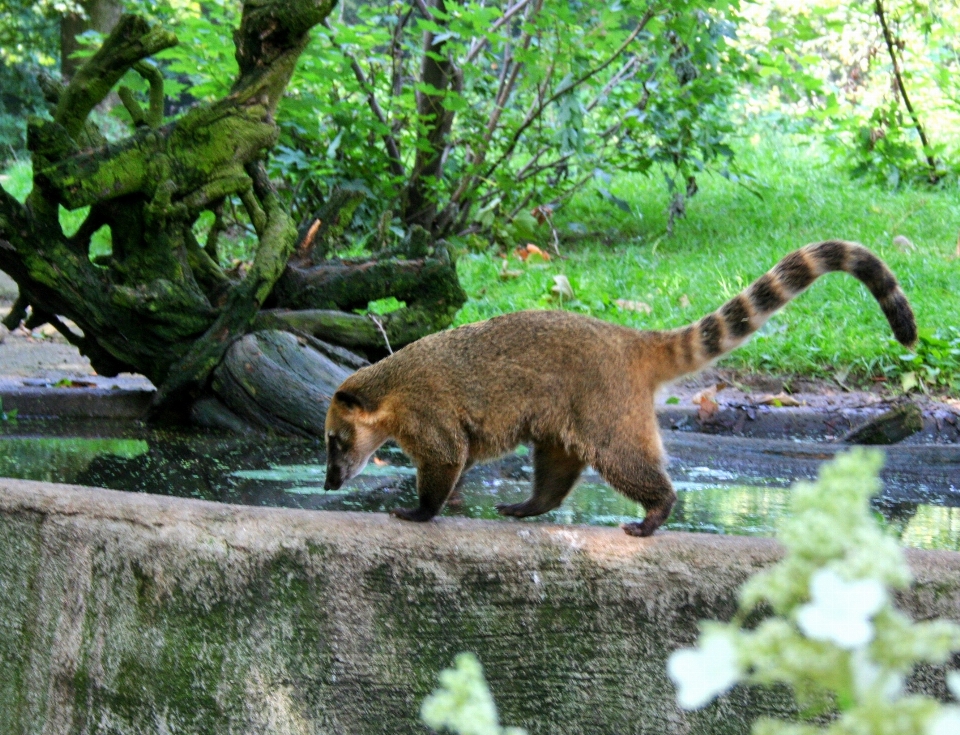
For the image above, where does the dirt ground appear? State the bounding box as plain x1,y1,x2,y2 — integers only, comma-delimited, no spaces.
0,269,951,413
0,272,153,390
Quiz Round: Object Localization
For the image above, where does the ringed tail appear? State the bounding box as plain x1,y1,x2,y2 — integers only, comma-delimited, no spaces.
657,240,917,384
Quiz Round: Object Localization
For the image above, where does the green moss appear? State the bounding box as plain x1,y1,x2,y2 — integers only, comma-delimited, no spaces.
0,516,43,728
67,550,334,733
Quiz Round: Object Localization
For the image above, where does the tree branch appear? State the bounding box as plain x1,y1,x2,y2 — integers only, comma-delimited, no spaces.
463,0,535,64
873,0,938,181
54,14,177,140
323,19,405,178
441,0,543,215
150,161,298,410
403,0,460,228
390,3,416,97
480,11,653,183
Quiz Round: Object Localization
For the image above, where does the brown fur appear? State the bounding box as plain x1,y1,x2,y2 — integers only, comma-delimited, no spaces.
324,240,916,536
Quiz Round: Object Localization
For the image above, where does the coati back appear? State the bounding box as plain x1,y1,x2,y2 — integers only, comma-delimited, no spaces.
324,240,916,537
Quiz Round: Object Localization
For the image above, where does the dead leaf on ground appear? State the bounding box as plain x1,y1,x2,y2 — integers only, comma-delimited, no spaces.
892,234,915,252
551,274,575,300
900,371,920,393
944,398,960,414
615,299,652,314
756,392,802,407
531,204,554,225
691,382,727,422
690,382,727,406
679,294,691,309
514,243,550,262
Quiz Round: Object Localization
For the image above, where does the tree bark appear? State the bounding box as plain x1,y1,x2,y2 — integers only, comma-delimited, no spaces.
0,1,466,434
402,0,460,231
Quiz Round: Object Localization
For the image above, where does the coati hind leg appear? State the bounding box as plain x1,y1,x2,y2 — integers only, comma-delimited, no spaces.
391,460,465,522
596,452,677,538
496,441,586,518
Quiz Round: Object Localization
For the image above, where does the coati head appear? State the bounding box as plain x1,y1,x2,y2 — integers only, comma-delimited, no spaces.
324,390,390,491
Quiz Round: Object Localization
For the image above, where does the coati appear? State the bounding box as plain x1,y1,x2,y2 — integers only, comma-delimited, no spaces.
324,240,916,537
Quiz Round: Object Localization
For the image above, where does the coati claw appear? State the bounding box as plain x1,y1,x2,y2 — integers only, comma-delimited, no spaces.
390,507,435,522
621,521,656,538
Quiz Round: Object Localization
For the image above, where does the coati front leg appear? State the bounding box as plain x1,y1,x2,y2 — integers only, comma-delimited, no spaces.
390,460,465,522
496,441,586,518
596,452,677,538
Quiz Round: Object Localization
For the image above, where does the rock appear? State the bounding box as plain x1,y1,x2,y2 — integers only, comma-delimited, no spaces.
840,402,923,445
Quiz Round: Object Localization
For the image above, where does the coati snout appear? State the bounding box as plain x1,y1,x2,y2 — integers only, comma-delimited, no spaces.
323,390,387,491
324,240,916,537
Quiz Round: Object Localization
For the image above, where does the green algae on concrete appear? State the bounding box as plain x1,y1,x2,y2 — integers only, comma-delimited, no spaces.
0,478,958,734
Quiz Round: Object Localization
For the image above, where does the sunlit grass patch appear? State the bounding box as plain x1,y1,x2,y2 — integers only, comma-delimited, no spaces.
456,132,960,387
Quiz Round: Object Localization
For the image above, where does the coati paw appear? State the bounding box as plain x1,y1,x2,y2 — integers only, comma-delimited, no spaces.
621,520,657,537
390,507,436,523
495,501,540,518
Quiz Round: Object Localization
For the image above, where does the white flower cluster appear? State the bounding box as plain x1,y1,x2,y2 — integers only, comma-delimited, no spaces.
421,653,527,735
667,449,960,735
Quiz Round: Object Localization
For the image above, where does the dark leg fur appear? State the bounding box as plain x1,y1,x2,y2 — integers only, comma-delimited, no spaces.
596,453,677,537
391,461,464,522
497,442,586,518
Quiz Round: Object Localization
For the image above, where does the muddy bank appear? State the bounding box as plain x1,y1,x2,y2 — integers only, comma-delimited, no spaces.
0,478,958,734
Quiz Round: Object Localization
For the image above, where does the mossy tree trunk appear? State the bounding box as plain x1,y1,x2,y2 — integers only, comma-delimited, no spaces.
0,1,465,434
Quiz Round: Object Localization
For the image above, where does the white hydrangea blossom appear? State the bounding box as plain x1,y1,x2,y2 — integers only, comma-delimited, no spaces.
666,450,960,734
421,653,527,735
948,671,960,700
667,629,742,710
795,570,886,649
850,647,903,701
927,708,960,735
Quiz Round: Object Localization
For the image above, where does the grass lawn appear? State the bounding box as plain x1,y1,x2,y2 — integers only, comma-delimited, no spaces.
455,132,960,388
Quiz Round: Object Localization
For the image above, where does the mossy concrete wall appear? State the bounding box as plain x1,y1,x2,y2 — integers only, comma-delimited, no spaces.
0,478,958,734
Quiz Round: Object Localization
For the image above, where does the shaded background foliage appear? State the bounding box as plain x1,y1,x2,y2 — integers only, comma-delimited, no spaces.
1,0,753,255
4,1,960,235
735,0,960,188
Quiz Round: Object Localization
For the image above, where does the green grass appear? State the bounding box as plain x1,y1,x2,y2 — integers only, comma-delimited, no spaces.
455,132,960,387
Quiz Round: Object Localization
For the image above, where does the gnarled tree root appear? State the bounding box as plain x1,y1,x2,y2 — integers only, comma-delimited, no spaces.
204,329,366,436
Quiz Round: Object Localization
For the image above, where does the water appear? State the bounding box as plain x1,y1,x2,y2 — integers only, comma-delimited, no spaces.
2,419,960,551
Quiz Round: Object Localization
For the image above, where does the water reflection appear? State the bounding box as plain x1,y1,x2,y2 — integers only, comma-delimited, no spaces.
899,505,960,550
0,437,148,483
1,423,959,552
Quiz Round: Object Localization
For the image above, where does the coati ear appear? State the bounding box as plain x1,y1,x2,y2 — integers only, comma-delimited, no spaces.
334,390,376,412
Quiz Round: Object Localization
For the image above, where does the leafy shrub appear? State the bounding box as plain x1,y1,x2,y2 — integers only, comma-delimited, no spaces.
151,0,751,246
735,0,960,188
0,63,49,163
668,450,960,734
894,328,960,394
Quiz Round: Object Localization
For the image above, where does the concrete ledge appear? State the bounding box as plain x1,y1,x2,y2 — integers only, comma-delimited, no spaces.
0,386,153,419
0,479,958,734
